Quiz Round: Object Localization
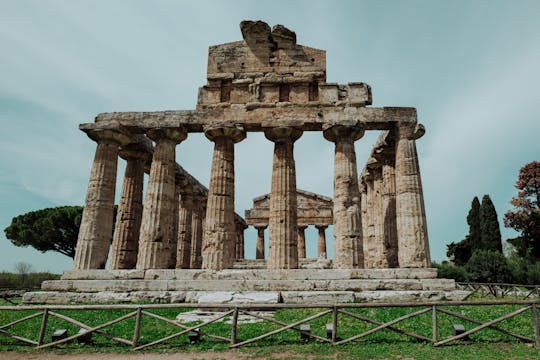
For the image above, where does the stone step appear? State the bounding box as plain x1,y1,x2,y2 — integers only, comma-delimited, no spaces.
61,268,438,281
22,289,471,305
42,278,455,292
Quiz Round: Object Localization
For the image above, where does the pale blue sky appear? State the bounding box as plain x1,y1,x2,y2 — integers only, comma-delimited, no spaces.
1,0,539,273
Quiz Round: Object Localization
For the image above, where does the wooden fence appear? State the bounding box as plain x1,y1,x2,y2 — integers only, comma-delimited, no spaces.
1,300,539,350
457,282,540,298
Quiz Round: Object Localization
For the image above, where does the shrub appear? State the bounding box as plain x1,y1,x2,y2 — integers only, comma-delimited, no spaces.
465,250,511,283
432,261,469,282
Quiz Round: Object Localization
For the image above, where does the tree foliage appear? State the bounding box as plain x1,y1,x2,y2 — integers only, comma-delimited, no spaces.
504,161,540,260
465,250,511,283
479,195,503,253
4,206,83,258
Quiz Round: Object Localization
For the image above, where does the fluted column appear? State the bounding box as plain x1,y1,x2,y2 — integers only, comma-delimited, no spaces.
190,197,204,269
136,128,187,270
110,147,147,269
382,159,399,267
363,170,376,268
176,193,193,268
202,126,246,270
297,225,307,258
235,222,246,260
255,226,266,259
74,130,128,270
371,164,388,268
323,122,364,269
316,225,328,258
395,123,430,268
265,127,302,269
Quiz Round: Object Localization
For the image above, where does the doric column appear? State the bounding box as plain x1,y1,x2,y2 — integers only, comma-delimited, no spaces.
255,225,266,259
190,197,204,269
359,173,369,264
176,193,193,268
382,159,399,267
323,122,364,269
136,128,187,270
74,129,128,270
395,123,430,267
265,127,303,269
371,163,388,268
362,170,376,268
110,147,148,269
235,222,247,260
201,126,246,270
297,225,307,259
316,225,328,258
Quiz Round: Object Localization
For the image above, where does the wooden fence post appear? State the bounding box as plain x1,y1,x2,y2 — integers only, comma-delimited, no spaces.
231,307,239,345
37,308,49,346
532,303,540,348
133,307,142,348
332,305,338,343
432,305,438,343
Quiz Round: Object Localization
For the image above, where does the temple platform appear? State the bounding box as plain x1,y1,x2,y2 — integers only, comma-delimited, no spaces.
23,267,470,304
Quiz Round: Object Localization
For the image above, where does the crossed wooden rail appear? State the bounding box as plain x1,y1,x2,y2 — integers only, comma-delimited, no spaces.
1,300,539,350
457,282,540,299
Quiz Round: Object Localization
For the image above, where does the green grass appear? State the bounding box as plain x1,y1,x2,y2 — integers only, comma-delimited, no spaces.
0,302,539,359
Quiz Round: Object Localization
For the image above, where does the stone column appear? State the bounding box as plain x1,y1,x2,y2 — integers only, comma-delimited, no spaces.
323,122,364,269
110,147,147,269
235,222,246,260
265,127,303,269
382,159,399,267
73,130,128,270
395,123,430,268
255,226,266,259
359,173,369,263
202,126,246,270
190,197,204,269
136,128,187,270
371,164,388,268
316,225,328,258
176,193,193,268
297,225,307,259
362,170,376,268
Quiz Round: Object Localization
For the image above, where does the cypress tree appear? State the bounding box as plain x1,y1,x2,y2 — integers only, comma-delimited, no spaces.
446,196,481,265
467,196,481,247
479,195,503,253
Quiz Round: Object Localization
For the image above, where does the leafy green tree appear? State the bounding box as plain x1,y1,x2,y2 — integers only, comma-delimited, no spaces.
465,250,511,283
479,195,503,253
447,197,481,265
504,161,540,260
4,206,83,258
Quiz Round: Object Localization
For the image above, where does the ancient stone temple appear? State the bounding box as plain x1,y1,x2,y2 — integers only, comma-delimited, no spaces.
25,21,468,304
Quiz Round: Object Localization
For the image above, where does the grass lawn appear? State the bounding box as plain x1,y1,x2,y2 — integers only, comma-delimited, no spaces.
1,298,539,359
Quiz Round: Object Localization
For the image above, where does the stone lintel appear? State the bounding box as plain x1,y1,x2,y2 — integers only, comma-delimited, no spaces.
89,106,416,133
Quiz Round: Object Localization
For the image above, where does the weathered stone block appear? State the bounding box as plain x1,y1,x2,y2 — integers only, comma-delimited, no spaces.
185,291,279,304
260,84,279,102
319,83,339,103
281,291,355,303
61,269,145,280
230,86,250,103
289,84,309,103
197,86,221,105
346,82,371,105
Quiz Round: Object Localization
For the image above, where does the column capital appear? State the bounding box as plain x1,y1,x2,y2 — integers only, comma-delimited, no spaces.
315,225,328,230
119,145,151,162
322,121,364,143
254,225,268,230
396,123,425,140
264,126,302,143
204,125,246,143
297,225,308,231
147,128,187,143
86,129,131,146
